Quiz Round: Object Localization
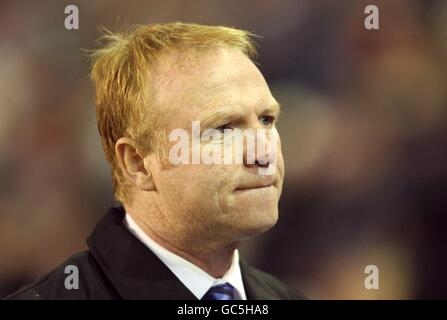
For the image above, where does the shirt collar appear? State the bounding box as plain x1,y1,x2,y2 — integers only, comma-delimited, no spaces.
124,213,247,300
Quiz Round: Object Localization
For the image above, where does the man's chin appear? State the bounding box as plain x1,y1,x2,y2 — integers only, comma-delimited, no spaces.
231,210,279,241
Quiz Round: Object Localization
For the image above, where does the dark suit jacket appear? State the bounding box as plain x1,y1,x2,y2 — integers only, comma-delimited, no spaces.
6,207,304,300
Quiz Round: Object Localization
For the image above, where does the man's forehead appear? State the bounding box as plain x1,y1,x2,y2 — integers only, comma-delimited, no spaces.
152,47,264,95
196,82,278,111
149,46,277,128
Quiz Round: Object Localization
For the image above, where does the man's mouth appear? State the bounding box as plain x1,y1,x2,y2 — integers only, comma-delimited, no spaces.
234,178,276,193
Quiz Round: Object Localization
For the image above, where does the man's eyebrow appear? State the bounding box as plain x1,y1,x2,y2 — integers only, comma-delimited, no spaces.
200,102,281,129
257,102,282,120
200,109,241,129
266,102,281,114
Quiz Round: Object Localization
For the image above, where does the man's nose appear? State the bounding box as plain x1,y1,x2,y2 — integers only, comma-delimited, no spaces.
243,127,272,168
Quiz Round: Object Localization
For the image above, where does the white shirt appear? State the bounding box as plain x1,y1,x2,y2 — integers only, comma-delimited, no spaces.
124,213,247,300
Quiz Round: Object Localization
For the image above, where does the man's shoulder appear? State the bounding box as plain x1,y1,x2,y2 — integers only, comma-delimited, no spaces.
4,251,114,300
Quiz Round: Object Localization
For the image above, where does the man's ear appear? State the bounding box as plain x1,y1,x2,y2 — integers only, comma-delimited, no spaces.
115,137,156,191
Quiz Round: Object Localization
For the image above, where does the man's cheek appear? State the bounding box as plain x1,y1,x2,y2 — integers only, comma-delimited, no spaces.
279,153,285,178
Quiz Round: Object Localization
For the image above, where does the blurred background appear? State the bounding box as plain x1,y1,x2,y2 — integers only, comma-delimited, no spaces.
1,0,446,299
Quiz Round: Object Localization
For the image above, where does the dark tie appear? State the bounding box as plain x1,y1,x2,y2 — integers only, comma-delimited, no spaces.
201,283,239,300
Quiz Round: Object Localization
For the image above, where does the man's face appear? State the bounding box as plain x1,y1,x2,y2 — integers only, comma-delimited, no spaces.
147,47,284,246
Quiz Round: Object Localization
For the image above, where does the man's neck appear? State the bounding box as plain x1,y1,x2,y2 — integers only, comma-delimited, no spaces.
130,213,239,278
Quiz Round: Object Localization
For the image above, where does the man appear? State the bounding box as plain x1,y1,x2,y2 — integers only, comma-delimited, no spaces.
7,22,303,300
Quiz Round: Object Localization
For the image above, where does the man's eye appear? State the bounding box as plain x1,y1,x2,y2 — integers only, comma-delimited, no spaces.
216,123,233,132
260,115,275,126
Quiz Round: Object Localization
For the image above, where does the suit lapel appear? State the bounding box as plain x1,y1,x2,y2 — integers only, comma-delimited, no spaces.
239,258,282,300
87,207,196,300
